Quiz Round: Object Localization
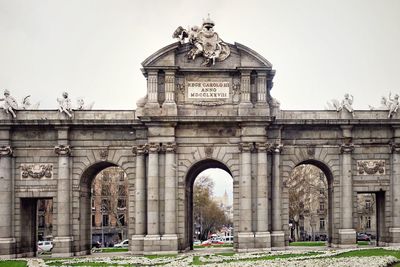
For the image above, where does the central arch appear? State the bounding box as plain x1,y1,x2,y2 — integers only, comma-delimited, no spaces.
184,159,233,250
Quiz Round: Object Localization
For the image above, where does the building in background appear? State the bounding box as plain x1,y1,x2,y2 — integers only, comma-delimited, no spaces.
91,167,128,247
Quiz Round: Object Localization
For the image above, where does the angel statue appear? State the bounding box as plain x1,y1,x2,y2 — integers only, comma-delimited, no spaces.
76,98,95,110
387,93,400,118
21,95,40,110
0,89,18,118
326,93,354,116
57,92,73,118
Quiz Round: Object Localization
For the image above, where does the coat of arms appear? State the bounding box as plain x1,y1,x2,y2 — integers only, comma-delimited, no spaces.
173,16,230,66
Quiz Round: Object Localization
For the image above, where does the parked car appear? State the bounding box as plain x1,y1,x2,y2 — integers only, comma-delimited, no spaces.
357,233,370,241
37,241,53,252
222,236,233,244
193,240,201,245
114,239,129,248
200,240,212,246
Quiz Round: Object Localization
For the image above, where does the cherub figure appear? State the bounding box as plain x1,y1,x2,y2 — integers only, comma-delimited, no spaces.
369,96,389,110
387,93,400,118
76,98,94,110
21,95,40,110
57,92,72,118
0,89,18,118
335,93,354,116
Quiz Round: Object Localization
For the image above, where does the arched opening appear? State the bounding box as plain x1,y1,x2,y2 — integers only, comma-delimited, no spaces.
287,160,333,246
79,162,128,253
185,159,233,250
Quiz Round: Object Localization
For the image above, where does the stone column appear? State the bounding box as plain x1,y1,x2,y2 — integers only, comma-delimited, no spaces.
270,144,285,247
254,143,271,249
162,71,177,116
53,127,73,257
131,145,147,254
237,142,254,251
256,72,267,103
161,142,178,252
390,127,400,245
238,71,252,115
338,125,356,247
145,70,159,110
0,128,16,257
144,143,161,252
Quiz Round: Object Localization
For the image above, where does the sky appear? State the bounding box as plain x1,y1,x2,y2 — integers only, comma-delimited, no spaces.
196,169,233,203
2,0,399,201
1,0,400,111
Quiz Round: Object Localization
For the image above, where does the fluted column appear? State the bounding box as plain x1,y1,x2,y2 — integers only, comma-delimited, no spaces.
338,125,356,246
256,72,267,103
163,143,177,235
53,127,73,256
239,142,253,232
146,143,160,236
255,143,268,232
133,145,147,235
390,127,400,244
0,136,16,256
163,71,175,104
146,70,158,105
240,71,251,104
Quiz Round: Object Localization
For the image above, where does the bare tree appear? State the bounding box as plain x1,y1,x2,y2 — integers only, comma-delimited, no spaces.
193,175,229,241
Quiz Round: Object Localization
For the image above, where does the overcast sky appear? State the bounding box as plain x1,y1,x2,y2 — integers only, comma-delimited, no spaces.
1,0,400,111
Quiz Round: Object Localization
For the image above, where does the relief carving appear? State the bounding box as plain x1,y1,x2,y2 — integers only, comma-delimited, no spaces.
21,164,53,179
0,145,13,157
357,160,385,175
99,148,109,160
204,145,214,158
54,145,71,156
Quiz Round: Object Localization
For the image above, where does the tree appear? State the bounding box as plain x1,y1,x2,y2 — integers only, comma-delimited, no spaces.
287,165,327,241
193,175,229,241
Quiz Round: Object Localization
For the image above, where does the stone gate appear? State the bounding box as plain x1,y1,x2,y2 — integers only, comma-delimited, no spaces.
1,19,400,257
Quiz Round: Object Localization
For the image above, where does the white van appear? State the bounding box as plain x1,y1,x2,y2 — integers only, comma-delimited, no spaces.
37,241,53,252
222,236,233,244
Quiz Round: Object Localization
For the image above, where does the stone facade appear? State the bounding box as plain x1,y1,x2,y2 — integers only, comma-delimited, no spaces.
0,39,400,258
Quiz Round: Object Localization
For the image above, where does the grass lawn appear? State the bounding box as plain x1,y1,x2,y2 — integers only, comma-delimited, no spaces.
289,241,326,246
0,261,27,267
96,247,129,253
335,248,400,259
357,241,371,246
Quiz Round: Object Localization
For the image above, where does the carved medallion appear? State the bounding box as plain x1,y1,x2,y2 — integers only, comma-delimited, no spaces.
0,145,13,157
21,164,53,179
99,148,109,160
357,160,385,175
340,143,354,154
306,144,316,157
54,145,71,156
204,145,214,158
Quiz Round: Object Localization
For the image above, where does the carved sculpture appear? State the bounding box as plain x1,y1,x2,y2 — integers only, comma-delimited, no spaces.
76,98,95,110
357,160,385,175
57,92,73,118
173,16,230,66
327,93,354,116
21,95,40,110
0,89,18,118
0,145,13,157
387,93,399,118
54,145,71,156
21,164,53,179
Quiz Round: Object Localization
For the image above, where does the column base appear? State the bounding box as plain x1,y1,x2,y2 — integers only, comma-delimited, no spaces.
144,103,161,116
254,103,270,116
130,235,145,255
52,236,73,257
236,232,255,252
160,234,178,254
0,238,16,258
338,229,357,248
271,231,285,249
143,234,161,254
254,231,271,250
389,228,400,245
238,102,254,116
161,102,177,116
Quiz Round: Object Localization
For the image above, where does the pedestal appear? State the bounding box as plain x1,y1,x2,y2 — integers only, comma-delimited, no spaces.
0,238,15,258
160,234,178,254
143,235,161,254
238,102,253,116
389,228,400,246
338,229,356,248
271,231,285,249
52,236,73,257
130,235,144,255
161,102,177,116
237,232,254,252
144,103,161,116
254,232,271,250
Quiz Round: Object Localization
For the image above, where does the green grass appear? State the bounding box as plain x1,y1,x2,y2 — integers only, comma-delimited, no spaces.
192,256,202,265
357,241,370,246
289,241,326,246
144,254,177,259
97,247,129,253
334,248,400,259
0,261,27,267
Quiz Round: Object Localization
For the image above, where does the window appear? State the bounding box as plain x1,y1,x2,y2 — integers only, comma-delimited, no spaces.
91,198,95,211
38,215,45,228
101,184,110,196
320,188,324,195
92,214,96,227
366,216,371,229
319,202,325,211
101,199,110,211
118,214,125,226
319,218,325,230
117,199,126,210
118,185,127,196
366,200,371,209
102,215,109,226
119,172,125,182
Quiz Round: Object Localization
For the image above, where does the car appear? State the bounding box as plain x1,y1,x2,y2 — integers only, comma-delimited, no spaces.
193,240,201,245
114,239,129,248
357,233,370,241
200,240,212,246
37,241,53,252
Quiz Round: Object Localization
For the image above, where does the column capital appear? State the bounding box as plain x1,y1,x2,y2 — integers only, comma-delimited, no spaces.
239,142,254,152
390,142,400,153
340,143,354,154
255,142,268,152
132,144,148,155
147,143,161,153
268,143,283,154
162,142,177,153
0,145,13,157
54,145,71,156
